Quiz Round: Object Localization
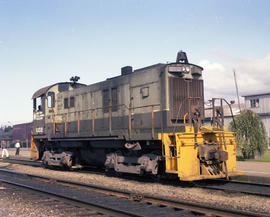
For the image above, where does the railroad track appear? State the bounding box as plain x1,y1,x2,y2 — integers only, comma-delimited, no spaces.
2,158,270,199
0,181,130,217
194,178,270,198
0,168,268,217
0,157,42,167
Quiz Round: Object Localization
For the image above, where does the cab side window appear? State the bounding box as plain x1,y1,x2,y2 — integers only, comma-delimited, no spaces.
34,97,43,111
47,92,55,108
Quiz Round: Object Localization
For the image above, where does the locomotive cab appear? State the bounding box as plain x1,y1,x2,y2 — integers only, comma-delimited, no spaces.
31,82,86,159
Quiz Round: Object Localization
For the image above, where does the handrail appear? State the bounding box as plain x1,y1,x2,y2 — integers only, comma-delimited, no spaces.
51,103,161,140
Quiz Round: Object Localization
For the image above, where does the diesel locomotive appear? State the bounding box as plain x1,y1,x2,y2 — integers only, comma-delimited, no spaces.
30,51,241,181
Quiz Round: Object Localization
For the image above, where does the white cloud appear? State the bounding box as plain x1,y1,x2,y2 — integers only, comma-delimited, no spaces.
200,53,270,102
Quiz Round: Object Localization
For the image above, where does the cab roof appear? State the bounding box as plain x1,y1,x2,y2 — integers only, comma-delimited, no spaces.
32,82,86,99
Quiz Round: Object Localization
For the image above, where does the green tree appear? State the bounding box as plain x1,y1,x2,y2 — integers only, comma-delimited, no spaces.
229,110,268,159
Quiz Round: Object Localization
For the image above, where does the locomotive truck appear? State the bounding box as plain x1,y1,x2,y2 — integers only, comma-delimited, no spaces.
30,51,241,181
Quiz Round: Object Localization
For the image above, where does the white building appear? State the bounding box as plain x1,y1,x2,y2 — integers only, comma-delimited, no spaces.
243,93,270,140
204,101,244,130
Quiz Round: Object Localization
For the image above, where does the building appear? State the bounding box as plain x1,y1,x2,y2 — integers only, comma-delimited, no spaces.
243,93,270,140
0,126,13,147
12,122,32,147
204,101,244,130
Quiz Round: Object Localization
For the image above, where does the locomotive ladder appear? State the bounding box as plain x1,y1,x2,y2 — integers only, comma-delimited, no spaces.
210,98,229,179
163,134,178,174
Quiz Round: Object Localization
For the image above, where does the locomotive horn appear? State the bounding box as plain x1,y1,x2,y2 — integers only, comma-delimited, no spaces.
176,51,189,64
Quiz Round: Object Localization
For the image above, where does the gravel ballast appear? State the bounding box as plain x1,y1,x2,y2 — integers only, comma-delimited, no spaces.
0,161,270,215
0,184,70,217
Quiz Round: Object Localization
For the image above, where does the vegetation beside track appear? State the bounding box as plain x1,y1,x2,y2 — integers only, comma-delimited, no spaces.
230,110,268,160
237,151,270,162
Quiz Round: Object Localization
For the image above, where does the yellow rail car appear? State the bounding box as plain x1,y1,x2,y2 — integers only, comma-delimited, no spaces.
159,126,243,181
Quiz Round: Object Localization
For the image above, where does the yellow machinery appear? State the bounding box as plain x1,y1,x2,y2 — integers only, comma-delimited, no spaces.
30,132,39,160
159,126,242,181
159,98,243,181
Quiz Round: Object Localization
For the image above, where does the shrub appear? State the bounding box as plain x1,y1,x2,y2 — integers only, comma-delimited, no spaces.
229,110,267,159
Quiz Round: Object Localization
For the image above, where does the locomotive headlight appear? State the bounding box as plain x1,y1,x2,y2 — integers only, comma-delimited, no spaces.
186,67,190,72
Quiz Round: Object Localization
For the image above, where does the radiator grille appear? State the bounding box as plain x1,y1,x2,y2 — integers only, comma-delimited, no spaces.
170,78,204,121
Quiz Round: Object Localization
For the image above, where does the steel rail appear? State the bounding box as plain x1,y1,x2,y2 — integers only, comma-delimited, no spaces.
0,168,267,217
0,158,42,167
0,176,144,217
194,178,270,198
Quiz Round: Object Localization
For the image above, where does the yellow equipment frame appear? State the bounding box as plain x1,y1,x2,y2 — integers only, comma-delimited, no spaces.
30,134,40,160
159,126,243,181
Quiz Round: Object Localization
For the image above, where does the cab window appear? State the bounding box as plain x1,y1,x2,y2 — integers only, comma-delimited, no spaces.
34,97,42,111
47,92,55,108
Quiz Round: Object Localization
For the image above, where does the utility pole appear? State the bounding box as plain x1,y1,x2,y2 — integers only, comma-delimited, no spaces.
233,69,241,112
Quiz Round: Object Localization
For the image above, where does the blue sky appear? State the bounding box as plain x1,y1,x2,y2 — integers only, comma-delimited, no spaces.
1,0,270,125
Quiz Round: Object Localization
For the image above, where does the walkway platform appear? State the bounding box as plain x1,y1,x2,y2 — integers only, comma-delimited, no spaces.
232,161,270,184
